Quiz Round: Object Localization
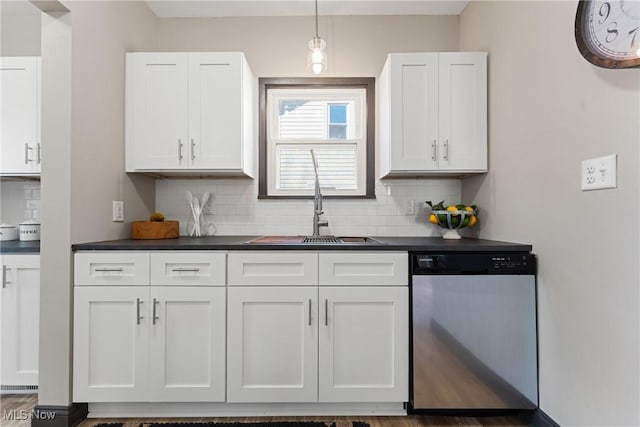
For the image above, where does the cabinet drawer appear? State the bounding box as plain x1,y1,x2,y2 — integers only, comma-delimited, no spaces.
75,252,149,286
227,252,318,285
319,252,408,286
150,252,225,286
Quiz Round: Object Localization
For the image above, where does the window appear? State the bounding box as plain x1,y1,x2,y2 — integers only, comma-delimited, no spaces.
259,78,375,198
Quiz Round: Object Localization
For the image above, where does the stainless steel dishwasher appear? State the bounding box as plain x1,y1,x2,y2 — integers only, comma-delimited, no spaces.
410,253,537,411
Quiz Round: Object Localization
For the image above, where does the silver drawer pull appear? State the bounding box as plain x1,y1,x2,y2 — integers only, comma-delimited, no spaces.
136,298,143,325
2,265,12,288
191,139,196,161
153,298,159,325
178,139,183,161
431,140,437,161
95,268,124,272
443,139,449,161
171,267,200,272
24,143,33,164
325,299,328,326
37,143,41,164
308,298,312,326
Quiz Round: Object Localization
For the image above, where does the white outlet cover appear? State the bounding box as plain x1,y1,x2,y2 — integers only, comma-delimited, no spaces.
112,201,124,222
581,154,617,191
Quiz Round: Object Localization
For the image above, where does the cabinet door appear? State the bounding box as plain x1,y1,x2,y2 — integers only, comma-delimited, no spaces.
318,287,408,402
1,57,40,175
227,287,318,402
149,286,226,402
0,255,39,386
127,53,189,170
188,53,242,170
438,52,487,171
389,53,438,171
73,286,149,402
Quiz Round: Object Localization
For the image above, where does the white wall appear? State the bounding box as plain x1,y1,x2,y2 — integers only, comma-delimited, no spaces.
37,0,157,407
69,0,157,244
460,2,640,425
154,15,464,236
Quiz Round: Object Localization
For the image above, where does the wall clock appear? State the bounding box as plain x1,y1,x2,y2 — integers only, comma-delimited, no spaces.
575,0,640,68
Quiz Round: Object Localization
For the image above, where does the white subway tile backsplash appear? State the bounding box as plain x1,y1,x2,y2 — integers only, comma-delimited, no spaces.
1,181,41,225
155,178,461,237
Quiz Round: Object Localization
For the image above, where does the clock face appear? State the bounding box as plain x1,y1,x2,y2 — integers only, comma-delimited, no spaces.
576,0,640,68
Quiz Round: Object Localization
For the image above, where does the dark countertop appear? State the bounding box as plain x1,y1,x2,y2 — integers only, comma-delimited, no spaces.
72,236,532,253
0,240,40,254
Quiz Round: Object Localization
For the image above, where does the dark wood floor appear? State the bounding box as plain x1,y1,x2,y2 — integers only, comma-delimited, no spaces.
0,394,528,427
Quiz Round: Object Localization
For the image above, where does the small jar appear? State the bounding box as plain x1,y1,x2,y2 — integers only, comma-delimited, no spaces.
0,224,18,241
19,220,40,241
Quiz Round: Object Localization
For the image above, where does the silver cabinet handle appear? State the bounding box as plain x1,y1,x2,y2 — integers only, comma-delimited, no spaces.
170,267,200,272
431,140,437,161
324,299,328,326
136,298,143,325
178,139,184,161
152,298,159,325
37,143,41,164
191,139,196,161
443,139,449,161
24,143,33,164
2,265,12,288
308,298,312,326
94,267,123,272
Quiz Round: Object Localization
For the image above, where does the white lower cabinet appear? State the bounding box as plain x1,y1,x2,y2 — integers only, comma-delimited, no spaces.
149,286,226,402
73,250,408,411
1,254,40,386
74,284,226,402
227,287,318,402
74,251,227,402
226,251,409,405
73,286,149,401
318,286,408,402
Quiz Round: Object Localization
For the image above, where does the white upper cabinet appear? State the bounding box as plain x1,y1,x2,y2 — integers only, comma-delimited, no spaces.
378,52,487,177
126,52,255,177
0,57,41,176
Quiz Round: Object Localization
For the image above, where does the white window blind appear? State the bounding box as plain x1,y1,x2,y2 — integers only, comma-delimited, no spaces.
266,88,366,197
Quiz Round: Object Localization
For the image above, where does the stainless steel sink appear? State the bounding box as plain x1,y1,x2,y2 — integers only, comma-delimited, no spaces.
246,236,383,245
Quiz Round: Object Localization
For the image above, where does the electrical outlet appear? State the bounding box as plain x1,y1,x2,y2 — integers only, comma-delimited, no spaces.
112,201,124,222
405,199,415,215
581,154,617,191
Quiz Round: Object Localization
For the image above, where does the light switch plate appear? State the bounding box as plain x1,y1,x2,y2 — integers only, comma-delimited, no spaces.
112,201,124,222
581,154,617,191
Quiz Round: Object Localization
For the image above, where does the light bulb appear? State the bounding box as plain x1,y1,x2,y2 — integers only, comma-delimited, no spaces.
307,36,327,75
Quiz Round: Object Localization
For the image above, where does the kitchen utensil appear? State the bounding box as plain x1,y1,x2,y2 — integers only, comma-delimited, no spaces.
19,220,40,241
193,197,201,236
0,224,18,241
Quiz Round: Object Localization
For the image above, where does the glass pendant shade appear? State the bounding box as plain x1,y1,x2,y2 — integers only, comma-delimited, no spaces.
308,36,327,74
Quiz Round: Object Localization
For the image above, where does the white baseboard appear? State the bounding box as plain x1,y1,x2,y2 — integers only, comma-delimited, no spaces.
87,402,406,418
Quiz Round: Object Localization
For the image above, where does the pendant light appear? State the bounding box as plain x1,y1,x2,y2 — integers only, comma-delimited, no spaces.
308,0,327,74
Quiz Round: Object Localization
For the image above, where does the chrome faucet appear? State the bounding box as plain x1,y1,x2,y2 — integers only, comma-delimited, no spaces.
310,149,328,236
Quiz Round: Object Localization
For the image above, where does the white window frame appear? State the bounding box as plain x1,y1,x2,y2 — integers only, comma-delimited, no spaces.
266,88,367,197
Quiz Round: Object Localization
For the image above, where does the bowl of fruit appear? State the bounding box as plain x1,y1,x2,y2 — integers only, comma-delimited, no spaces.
426,201,478,239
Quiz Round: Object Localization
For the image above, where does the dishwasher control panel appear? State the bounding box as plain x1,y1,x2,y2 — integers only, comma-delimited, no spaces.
412,253,536,275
